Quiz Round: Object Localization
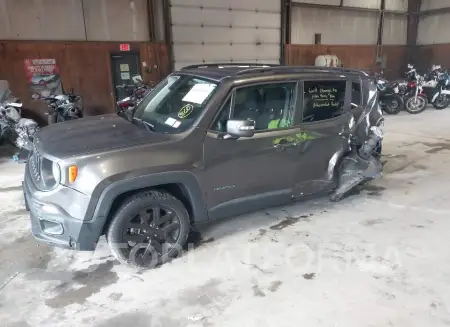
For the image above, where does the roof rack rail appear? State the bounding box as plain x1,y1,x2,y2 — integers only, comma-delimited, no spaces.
234,65,370,76
181,63,280,70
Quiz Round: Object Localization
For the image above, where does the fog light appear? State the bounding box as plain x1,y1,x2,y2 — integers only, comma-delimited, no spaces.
41,219,64,235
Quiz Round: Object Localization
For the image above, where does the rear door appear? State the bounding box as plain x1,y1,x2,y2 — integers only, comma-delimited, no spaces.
291,77,353,196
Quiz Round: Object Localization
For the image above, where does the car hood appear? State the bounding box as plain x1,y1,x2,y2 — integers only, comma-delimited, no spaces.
35,114,170,159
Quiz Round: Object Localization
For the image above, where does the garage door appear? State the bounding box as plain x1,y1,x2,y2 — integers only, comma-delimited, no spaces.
170,0,281,70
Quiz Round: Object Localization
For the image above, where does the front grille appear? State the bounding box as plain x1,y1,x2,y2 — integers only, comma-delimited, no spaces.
29,144,41,183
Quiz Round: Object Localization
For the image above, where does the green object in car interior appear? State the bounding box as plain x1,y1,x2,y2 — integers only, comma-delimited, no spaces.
269,119,317,145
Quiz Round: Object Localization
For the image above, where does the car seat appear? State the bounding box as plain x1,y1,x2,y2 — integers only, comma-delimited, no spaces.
262,87,287,129
234,88,260,122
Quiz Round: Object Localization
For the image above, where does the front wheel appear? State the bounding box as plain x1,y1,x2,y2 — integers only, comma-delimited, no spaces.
381,95,402,115
106,190,191,268
404,95,428,114
433,94,450,110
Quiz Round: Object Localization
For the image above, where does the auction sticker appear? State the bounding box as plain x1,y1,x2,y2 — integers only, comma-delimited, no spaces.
178,104,194,118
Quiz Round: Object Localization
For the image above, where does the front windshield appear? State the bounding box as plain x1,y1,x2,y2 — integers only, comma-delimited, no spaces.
132,74,218,133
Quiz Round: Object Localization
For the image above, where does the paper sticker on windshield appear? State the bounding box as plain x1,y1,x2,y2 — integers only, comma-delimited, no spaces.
165,117,177,126
178,104,194,118
182,83,216,104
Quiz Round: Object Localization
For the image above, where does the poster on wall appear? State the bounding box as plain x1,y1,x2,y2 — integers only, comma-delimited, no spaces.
24,59,62,97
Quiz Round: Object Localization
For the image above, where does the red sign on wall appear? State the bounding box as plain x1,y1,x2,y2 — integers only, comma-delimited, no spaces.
120,44,130,51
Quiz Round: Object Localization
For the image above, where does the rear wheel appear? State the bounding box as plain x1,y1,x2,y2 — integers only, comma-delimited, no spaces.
106,190,191,268
404,95,428,114
433,94,450,110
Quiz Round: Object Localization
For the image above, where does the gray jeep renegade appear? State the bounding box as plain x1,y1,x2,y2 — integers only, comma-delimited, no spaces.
23,64,384,268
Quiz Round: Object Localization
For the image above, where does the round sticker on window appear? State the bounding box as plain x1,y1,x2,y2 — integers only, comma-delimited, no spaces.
178,104,194,118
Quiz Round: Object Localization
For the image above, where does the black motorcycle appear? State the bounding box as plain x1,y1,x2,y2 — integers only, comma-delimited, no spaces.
376,75,403,115
32,88,83,124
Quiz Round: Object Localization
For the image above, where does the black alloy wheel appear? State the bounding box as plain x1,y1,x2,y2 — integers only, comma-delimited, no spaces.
107,191,190,268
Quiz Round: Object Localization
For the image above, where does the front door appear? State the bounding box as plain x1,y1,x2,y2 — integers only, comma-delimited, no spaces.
111,53,140,101
200,81,304,219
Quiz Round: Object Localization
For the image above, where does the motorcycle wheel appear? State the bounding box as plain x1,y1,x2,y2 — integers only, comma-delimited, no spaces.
433,95,450,110
382,95,402,115
47,112,64,125
404,95,428,114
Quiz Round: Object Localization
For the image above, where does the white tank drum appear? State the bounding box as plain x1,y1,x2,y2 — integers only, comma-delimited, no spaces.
315,55,341,67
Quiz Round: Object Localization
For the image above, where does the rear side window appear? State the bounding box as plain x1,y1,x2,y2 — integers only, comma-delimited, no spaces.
352,82,362,106
302,80,346,123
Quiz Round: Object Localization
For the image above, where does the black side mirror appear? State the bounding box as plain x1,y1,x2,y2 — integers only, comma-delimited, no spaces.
225,119,255,138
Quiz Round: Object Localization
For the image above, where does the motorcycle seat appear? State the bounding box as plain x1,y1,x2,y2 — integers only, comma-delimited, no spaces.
390,82,399,88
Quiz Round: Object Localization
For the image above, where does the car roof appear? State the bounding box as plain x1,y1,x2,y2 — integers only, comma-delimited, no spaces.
178,63,371,82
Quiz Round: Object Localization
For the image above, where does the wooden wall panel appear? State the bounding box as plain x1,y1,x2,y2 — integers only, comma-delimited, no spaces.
285,44,407,79
414,44,450,72
0,41,169,123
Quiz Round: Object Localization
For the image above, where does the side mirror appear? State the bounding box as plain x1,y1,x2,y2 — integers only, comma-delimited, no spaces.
226,119,255,138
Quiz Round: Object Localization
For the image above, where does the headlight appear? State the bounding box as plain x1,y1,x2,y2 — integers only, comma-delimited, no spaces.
52,162,61,183
40,158,60,190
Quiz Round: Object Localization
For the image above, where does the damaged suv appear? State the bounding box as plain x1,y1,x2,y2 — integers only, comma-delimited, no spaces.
23,64,384,268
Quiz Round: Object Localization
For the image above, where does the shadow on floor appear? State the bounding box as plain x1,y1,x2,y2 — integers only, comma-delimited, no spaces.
0,144,16,163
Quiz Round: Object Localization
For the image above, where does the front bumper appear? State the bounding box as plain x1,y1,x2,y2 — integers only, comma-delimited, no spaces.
23,165,101,251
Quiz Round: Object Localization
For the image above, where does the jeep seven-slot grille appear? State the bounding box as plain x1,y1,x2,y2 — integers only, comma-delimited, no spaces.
29,143,43,186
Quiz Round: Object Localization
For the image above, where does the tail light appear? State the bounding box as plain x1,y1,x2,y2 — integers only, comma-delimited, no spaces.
408,82,416,88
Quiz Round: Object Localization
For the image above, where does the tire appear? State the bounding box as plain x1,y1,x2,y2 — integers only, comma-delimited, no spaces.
381,95,402,115
47,112,58,125
106,190,191,269
433,94,450,110
404,95,428,114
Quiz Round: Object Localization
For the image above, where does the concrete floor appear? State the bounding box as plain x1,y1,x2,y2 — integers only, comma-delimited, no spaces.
1,109,450,327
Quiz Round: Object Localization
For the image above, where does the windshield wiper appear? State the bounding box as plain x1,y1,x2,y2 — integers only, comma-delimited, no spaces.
131,116,155,132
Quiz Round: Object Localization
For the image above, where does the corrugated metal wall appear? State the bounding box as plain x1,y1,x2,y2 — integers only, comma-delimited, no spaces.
383,14,407,45
418,0,450,45
421,0,450,11
169,0,281,70
291,7,379,44
417,14,450,44
0,0,149,41
291,0,406,45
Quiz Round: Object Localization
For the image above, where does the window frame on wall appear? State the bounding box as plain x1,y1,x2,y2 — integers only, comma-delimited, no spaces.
299,77,351,124
208,80,301,134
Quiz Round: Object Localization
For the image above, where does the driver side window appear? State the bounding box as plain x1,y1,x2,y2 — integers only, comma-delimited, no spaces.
211,82,297,133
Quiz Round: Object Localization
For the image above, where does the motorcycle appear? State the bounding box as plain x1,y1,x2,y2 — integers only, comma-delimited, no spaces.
32,88,83,124
403,74,428,114
403,64,450,110
430,70,450,110
375,73,403,115
116,75,152,118
0,82,39,152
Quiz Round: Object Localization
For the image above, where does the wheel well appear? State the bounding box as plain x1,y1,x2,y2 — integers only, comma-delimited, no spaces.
102,183,194,234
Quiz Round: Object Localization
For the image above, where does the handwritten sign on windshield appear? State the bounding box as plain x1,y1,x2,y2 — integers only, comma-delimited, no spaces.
308,86,340,109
